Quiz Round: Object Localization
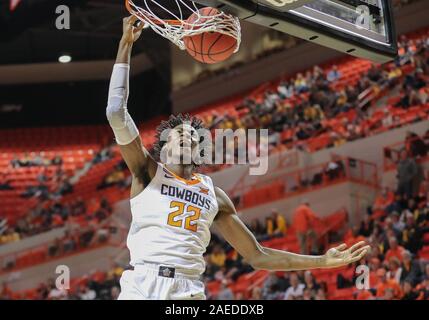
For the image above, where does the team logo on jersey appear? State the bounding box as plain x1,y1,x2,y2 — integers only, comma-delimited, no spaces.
163,167,174,179
159,266,175,278
199,187,209,195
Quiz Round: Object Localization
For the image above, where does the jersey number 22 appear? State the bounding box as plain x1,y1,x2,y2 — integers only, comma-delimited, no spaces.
167,201,201,232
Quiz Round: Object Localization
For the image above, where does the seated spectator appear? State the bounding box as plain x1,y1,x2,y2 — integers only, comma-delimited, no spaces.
402,215,425,254
249,218,267,241
294,73,309,93
62,230,77,253
401,280,419,300
10,154,20,168
262,272,281,300
386,257,403,284
51,155,63,166
327,65,342,82
406,131,427,158
314,288,327,300
217,280,234,300
375,268,403,299
284,273,305,300
358,213,374,237
420,264,429,284
325,158,345,180
0,229,20,245
97,167,125,190
416,277,429,300
56,178,73,197
93,148,113,165
0,173,13,191
303,271,320,298
400,250,421,286
18,153,32,167
1,282,13,300
356,289,374,300
79,286,97,300
210,245,226,268
385,237,406,262
110,286,120,300
391,212,405,233
268,209,287,238
344,226,366,247
277,81,294,99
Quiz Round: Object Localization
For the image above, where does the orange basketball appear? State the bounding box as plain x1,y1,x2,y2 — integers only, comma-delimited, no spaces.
183,7,238,64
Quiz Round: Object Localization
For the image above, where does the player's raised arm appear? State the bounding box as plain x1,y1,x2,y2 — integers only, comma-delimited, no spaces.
106,16,157,194
213,187,370,271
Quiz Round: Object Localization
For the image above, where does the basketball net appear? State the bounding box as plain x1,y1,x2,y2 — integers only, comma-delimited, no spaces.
125,0,241,52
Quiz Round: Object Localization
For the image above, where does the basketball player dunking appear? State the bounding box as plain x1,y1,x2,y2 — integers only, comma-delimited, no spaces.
107,16,370,300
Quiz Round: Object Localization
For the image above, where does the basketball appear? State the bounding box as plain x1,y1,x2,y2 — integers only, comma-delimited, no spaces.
183,7,238,64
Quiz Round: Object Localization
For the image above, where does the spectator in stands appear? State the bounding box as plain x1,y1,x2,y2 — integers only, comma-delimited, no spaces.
249,286,262,300
303,271,320,298
0,172,13,190
62,230,77,253
92,147,113,165
401,280,419,300
294,73,309,93
385,237,406,263
217,280,234,300
262,272,281,300
277,80,294,99
56,177,73,197
375,268,403,299
37,171,48,184
400,250,422,286
372,187,395,218
325,157,345,181
396,150,419,198
0,229,20,245
406,131,428,158
97,166,126,190
267,209,287,238
327,65,342,82
293,200,320,254
110,286,120,300
284,273,305,300
0,282,13,300
387,257,403,283
314,288,327,300
210,245,226,269
51,155,63,166
79,286,96,300
359,213,374,237
10,154,20,169
402,214,425,254
249,218,267,241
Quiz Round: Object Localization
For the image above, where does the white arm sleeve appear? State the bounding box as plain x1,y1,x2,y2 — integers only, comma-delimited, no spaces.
106,63,140,145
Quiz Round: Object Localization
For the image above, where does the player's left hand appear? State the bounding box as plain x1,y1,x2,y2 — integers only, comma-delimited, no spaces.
322,241,370,269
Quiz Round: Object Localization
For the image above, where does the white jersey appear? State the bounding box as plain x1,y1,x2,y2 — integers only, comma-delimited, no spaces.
127,163,219,276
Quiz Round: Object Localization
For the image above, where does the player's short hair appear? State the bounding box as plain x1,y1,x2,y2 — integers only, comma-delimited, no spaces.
152,113,206,166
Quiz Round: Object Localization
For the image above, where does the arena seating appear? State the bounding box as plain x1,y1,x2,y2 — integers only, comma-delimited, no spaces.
2,25,428,243
1,23,429,301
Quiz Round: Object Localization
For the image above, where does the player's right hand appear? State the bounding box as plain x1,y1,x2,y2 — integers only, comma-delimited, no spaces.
121,16,145,44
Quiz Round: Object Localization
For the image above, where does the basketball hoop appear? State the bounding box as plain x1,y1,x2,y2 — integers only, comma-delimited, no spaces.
125,0,241,52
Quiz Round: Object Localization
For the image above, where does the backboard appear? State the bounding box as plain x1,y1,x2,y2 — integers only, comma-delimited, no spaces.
194,0,398,63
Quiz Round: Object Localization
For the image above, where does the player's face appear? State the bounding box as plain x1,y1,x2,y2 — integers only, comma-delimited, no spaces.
166,123,200,164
